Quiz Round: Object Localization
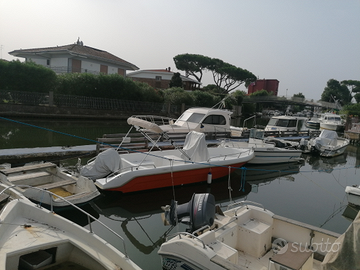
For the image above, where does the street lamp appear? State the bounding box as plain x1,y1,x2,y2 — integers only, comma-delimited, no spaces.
286,89,288,98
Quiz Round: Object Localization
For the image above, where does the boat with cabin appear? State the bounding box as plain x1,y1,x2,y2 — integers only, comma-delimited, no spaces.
319,113,344,131
132,106,243,138
158,193,356,270
264,115,308,132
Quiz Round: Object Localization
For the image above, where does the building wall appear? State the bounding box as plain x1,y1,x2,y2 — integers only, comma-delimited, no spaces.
131,77,170,89
25,55,127,76
248,79,279,96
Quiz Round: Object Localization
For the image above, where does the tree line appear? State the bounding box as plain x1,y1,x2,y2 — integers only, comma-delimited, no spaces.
1,57,359,116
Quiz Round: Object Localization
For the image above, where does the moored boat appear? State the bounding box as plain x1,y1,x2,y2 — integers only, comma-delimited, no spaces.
158,193,353,270
345,185,360,207
319,113,345,131
219,129,303,164
0,183,142,270
264,115,308,132
0,162,100,208
80,120,254,193
301,130,349,157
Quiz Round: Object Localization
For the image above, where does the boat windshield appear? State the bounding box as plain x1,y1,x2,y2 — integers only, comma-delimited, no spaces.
267,118,297,128
176,112,205,124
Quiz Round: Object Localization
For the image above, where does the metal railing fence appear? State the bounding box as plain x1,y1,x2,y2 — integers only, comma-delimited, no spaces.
0,90,180,114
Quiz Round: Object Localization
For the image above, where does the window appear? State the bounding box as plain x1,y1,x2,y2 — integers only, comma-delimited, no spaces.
156,76,162,81
46,59,50,66
202,115,226,125
176,112,205,124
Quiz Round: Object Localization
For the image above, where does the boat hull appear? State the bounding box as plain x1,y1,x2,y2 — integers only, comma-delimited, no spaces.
346,186,360,206
320,123,344,131
249,149,302,164
96,160,248,193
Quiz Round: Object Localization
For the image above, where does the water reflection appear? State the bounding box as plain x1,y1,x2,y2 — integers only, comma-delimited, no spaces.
342,204,360,221
305,153,348,173
235,162,303,187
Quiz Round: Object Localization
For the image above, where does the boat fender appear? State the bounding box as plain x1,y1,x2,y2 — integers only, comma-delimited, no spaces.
207,172,212,184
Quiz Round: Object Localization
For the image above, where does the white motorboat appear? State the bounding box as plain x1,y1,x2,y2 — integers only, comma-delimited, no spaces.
302,130,349,157
345,185,360,207
264,115,308,132
219,129,303,164
158,193,354,270
132,106,244,137
0,183,142,270
305,115,321,129
319,113,345,131
80,119,254,193
0,162,100,207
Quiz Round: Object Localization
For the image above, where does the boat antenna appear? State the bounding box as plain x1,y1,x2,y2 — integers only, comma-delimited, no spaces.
212,95,232,109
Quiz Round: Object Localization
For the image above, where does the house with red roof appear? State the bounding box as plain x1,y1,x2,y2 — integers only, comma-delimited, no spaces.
9,39,138,76
127,68,201,90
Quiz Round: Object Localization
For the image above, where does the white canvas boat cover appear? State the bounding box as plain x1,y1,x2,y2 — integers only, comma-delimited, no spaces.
321,210,360,269
345,185,360,196
314,130,338,147
127,117,164,134
80,148,121,180
320,130,338,140
181,131,209,162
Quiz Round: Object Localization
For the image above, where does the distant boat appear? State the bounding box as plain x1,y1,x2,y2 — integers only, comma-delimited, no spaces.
302,130,349,157
344,122,360,141
0,183,142,270
305,114,321,129
0,162,100,208
218,129,303,164
319,113,345,131
264,115,308,132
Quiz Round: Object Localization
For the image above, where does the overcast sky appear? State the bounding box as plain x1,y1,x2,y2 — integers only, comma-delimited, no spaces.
1,0,359,101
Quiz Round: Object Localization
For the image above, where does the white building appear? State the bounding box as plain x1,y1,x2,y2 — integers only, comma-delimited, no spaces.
9,39,138,76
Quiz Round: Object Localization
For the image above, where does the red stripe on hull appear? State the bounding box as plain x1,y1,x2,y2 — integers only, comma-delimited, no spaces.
107,162,247,193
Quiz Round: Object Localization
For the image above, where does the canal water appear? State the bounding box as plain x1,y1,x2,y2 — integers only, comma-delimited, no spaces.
1,117,360,269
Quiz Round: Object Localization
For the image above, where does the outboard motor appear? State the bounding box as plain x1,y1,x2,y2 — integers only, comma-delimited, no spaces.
163,193,215,233
299,138,308,151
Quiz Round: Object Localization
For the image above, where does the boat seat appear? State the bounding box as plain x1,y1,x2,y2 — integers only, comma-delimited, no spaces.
8,171,51,186
209,241,238,264
1,163,56,176
36,179,77,190
52,191,93,200
121,158,156,169
164,155,184,164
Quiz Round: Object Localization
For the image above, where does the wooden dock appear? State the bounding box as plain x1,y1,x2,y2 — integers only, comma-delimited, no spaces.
0,145,96,165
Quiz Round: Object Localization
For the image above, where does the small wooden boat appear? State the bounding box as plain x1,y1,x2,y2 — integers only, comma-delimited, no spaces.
0,162,100,207
0,183,142,270
81,119,254,193
158,194,348,270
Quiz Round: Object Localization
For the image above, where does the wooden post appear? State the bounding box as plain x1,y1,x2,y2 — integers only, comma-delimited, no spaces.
49,91,54,106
